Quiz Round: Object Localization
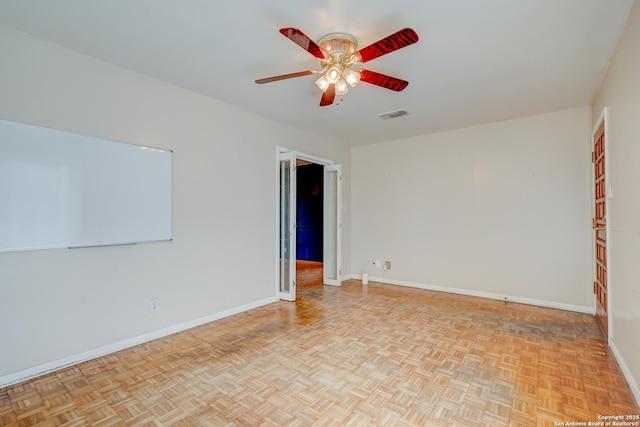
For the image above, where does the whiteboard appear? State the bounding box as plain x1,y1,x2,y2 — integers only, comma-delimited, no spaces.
0,119,172,252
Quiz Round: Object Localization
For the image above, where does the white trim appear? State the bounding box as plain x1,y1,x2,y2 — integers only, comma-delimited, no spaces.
276,146,334,166
0,296,276,389
274,149,280,297
610,338,640,406
357,275,594,314
591,108,607,139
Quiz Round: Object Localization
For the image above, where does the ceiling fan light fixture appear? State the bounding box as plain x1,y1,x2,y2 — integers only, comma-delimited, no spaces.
335,78,349,95
326,65,342,83
315,75,331,92
343,68,361,87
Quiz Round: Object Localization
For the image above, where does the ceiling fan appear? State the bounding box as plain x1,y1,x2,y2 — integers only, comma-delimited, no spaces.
255,27,419,106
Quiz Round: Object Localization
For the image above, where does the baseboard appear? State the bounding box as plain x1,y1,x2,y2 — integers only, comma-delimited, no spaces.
610,338,640,407
357,275,594,314
0,296,277,389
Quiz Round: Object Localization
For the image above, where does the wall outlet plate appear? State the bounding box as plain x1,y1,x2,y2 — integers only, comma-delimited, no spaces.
150,298,159,312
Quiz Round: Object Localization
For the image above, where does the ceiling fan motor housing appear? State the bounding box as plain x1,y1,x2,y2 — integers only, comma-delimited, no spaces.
318,33,361,69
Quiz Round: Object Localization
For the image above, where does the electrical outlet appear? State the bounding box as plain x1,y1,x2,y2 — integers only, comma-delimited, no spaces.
150,298,159,312
384,261,391,270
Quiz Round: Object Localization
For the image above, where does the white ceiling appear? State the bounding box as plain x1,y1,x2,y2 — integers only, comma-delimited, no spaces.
0,1,633,146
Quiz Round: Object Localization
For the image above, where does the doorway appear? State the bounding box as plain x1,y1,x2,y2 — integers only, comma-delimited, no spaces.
296,162,324,290
297,162,323,263
276,148,342,301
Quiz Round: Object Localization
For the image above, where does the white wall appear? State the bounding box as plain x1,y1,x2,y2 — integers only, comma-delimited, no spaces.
352,107,593,309
0,26,350,381
591,0,640,402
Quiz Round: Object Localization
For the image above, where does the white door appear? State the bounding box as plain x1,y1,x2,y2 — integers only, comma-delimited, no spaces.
323,164,342,286
279,152,296,301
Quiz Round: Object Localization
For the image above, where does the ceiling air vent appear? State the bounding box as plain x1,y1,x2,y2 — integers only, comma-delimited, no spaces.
378,109,410,120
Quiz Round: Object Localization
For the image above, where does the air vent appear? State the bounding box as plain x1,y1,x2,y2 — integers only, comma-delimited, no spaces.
378,109,410,120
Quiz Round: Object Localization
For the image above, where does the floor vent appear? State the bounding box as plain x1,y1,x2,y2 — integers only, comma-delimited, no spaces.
378,109,409,120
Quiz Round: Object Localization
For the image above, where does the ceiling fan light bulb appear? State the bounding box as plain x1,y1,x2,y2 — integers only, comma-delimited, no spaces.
343,69,361,87
315,75,331,92
335,79,349,95
326,65,342,83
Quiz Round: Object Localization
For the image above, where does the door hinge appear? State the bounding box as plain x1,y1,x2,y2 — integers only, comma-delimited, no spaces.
592,151,596,163
593,281,597,294
592,217,596,229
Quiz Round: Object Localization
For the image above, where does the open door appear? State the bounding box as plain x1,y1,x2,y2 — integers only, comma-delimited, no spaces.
279,152,296,301
323,164,342,286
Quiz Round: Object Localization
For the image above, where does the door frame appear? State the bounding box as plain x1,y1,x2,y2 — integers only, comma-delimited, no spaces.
591,107,611,342
275,147,341,300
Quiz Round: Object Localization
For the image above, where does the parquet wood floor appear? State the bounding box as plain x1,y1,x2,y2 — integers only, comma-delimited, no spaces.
1,264,638,426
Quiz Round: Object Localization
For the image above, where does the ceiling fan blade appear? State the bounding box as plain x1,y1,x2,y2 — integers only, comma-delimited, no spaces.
255,70,315,84
354,28,419,63
320,84,336,106
359,70,409,91
279,28,326,59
